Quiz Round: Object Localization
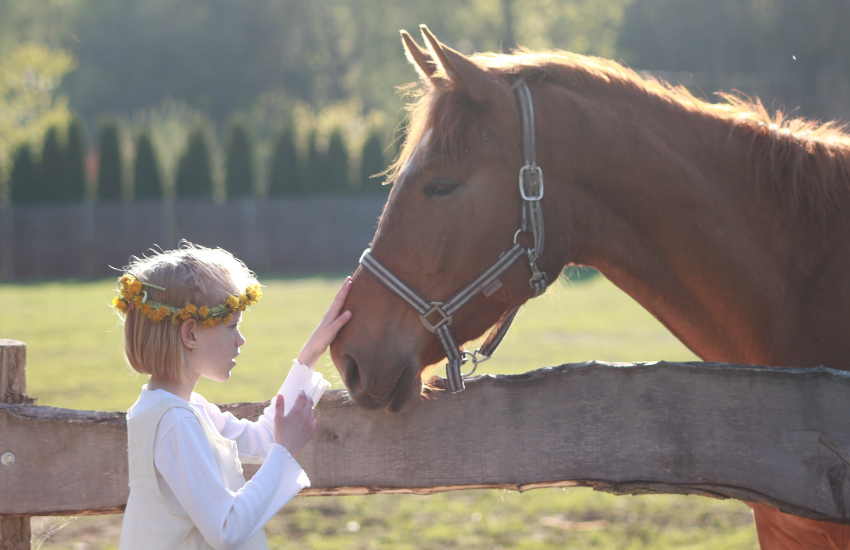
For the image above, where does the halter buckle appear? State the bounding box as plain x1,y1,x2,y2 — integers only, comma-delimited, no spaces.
420,302,452,333
519,165,544,201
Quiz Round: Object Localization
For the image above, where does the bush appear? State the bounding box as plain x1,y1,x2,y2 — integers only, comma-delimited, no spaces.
41,126,64,202
268,126,300,195
175,127,214,198
304,131,321,194
133,132,163,199
359,133,388,194
9,144,40,203
97,119,123,200
324,129,349,194
64,119,87,202
224,119,254,198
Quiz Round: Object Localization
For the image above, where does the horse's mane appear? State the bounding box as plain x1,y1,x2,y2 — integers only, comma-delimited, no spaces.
391,49,850,226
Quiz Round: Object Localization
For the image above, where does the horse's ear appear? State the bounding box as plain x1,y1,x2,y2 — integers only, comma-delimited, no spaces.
419,24,508,103
401,30,438,83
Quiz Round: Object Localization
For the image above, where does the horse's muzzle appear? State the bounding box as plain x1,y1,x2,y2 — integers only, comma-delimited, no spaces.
336,351,422,413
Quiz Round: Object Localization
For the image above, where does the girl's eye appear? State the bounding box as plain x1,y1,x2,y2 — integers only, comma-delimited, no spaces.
423,180,461,197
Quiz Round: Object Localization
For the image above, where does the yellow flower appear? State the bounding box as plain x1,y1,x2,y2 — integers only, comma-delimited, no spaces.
133,296,143,309
185,303,198,314
113,297,128,312
199,306,210,318
141,303,153,316
128,280,143,295
226,295,239,309
223,314,233,325
203,318,214,328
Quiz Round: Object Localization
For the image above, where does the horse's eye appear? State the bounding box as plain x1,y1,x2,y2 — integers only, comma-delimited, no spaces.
423,180,461,197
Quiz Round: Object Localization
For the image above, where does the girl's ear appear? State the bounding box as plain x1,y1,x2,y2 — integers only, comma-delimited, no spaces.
181,318,199,351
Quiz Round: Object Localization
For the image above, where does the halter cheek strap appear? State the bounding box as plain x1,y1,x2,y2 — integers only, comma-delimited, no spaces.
359,81,548,392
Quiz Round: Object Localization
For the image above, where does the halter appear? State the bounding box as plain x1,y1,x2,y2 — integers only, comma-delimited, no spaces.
359,82,547,392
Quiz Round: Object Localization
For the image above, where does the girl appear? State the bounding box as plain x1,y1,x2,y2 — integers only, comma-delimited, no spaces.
114,243,351,550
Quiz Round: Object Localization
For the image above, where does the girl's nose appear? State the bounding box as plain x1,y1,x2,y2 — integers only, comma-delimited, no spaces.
236,329,246,347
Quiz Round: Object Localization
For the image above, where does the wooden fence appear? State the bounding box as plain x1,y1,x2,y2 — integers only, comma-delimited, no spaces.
4,339,850,548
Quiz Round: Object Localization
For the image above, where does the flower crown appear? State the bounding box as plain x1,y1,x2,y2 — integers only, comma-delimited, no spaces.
112,275,262,327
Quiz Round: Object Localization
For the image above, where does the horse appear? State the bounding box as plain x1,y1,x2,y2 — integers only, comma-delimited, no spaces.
328,25,850,549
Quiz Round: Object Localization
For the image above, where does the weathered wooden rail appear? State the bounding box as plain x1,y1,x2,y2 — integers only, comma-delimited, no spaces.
4,339,850,548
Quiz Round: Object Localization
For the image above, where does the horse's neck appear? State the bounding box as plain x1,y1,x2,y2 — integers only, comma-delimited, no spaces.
545,86,850,368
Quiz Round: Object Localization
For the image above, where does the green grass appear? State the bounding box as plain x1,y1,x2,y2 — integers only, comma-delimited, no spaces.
3,275,757,549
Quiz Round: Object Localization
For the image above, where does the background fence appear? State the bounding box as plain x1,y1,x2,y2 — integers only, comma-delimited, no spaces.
0,195,388,281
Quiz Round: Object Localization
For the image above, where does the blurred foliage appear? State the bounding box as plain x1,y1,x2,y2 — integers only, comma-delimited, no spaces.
175,125,215,199
9,143,39,203
225,118,255,198
619,0,850,74
53,0,635,124
65,118,86,201
0,42,75,199
133,131,163,200
96,119,122,201
359,133,389,193
268,126,301,196
3,0,850,202
324,129,350,194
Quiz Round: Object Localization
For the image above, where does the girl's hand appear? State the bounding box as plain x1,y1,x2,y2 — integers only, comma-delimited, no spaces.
274,392,317,455
297,278,352,369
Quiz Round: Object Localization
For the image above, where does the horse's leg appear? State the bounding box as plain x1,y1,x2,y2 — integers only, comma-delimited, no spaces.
749,503,850,550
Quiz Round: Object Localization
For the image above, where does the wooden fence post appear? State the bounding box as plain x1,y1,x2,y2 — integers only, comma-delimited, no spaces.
1,340,34,550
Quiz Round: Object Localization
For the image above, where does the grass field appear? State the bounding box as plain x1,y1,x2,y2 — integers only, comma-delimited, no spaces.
1,274,759,549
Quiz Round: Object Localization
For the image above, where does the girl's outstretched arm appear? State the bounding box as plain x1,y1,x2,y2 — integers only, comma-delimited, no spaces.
297,277,352,369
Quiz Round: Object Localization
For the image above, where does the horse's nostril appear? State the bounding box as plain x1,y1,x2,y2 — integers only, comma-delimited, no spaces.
342,353,361,391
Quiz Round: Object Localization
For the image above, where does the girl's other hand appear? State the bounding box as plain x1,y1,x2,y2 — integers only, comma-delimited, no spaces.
297,277,352,369
274,392,317,455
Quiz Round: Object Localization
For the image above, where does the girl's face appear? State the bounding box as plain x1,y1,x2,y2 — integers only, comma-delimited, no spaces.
189,313,246,383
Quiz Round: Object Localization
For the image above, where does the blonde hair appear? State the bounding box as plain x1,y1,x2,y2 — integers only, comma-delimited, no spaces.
118,242,258,381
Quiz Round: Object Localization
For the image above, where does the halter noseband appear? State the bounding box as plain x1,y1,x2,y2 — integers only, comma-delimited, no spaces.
359,82,547,392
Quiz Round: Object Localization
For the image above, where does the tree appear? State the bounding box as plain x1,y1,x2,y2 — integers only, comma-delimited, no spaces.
175,127,213,198
224,119,254,198
359,133,388,194
305,131,321,194
9,144,39,203
324,129,348,194
0,43,74,195
268,126,300,195
40,125,64,202
97,119,122,200
64,118,86,202
133,131,163,200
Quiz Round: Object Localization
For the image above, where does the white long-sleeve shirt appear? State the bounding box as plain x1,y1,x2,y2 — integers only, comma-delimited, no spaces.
125,361,328,550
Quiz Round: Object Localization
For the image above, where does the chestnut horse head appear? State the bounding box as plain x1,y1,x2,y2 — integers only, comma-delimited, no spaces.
330,26,850,418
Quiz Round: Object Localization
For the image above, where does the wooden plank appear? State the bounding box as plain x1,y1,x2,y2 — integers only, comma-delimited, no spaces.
2,361,850,524
1,340,32,550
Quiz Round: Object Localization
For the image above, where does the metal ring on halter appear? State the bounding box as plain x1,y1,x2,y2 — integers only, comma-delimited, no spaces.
514,228,533,245
460,349,492,377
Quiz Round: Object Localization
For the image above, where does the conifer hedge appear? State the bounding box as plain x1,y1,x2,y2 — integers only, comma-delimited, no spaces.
40,126,64,202
305,131,321,194
268,126,300,195
65,119,87,202
97,120,123,200
9,144,40,203
359,133,387,194
324,129,349,194
175,127,214,198
225,119,254,198
133,132,163,199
